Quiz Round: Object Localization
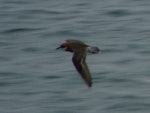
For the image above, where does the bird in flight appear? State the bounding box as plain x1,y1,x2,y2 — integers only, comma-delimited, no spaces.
56,39,100,87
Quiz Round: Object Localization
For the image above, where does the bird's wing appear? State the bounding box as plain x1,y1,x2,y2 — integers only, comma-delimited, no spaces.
66,39,85,44
72,50,92,87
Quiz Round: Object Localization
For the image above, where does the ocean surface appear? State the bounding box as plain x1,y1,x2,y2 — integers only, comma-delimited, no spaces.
0,0,150,113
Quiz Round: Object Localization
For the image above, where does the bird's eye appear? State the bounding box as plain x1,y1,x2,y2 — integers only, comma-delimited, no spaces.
61,45,66,48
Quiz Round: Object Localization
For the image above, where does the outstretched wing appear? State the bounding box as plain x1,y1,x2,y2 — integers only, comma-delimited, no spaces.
72,51,92,87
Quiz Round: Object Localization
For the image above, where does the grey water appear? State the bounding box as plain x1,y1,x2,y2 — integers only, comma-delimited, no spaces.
0,0,150,113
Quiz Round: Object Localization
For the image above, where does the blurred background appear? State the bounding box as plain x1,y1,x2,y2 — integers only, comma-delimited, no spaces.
0,0,150,113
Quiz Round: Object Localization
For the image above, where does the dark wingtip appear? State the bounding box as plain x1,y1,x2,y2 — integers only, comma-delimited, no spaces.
89,84,92,87
87,81,92,87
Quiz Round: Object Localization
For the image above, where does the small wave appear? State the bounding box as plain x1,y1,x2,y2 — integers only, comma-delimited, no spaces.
2,28,40,34
22,47,40,53
106,9,131,17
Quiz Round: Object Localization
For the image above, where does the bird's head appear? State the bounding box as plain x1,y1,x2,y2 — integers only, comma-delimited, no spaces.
56,42,73,52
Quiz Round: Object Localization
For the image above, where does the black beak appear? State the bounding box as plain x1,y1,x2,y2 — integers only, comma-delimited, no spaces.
56,46,61,49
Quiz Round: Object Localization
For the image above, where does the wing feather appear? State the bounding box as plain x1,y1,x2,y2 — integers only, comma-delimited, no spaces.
72,51,92,87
